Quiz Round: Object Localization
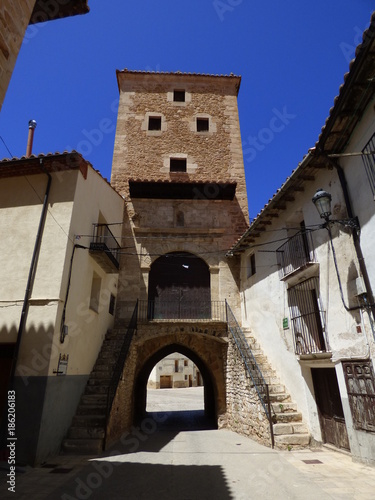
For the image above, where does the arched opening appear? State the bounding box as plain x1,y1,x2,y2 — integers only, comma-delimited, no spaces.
148,252,210,319
134,344,217,430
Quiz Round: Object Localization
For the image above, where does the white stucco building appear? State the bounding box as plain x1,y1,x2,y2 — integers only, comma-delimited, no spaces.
0,152,124,464
230,16,375,464
148,353,203,389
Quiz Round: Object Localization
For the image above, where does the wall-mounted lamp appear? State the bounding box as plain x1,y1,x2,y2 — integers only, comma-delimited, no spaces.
312,188,360,231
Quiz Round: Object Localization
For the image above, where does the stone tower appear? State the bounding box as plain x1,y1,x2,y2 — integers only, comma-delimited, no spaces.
111,70,249,321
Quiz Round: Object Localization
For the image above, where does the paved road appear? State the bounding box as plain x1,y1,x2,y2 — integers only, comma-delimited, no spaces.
1,388,375,499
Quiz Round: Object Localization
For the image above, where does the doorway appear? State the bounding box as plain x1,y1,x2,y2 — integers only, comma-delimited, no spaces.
148,252,211,319
311,368,350,451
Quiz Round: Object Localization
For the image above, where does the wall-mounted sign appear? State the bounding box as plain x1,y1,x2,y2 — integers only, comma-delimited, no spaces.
54,354,69,376
282,317,289,330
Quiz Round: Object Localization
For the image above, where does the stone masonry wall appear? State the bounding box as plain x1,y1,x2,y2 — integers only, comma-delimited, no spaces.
111,72,248,220
225,336,272,447
0,0,36,111
111,72,248,322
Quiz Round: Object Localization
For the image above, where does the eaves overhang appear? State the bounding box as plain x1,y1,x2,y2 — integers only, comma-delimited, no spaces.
29,0,90,24
228,12,375,257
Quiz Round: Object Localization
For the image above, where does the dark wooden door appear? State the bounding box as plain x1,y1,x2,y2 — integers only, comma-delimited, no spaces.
312,368,350,451
148,252,210,319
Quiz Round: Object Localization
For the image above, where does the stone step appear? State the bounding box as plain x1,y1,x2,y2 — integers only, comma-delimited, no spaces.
62,438,104,455
98,351,119,359
268,392,292,403
81,394,107,405
274,411,302,424
72,415,106,428
76,404,107,416
68,426,105,440
84,384,110,395
271,402,297,413
104,330,125,340
95,358,115,368
268,384,285,394
273,422,308,435
274,433,310,449
87,378,111,386
90,369,113,379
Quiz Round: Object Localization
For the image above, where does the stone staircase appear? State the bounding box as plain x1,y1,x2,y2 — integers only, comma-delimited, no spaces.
242,329,310,449
62,328,125,454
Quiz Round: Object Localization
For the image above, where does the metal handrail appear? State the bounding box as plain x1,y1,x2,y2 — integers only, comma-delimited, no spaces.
105,301,138,441
138,300,226,322
225,301,275,447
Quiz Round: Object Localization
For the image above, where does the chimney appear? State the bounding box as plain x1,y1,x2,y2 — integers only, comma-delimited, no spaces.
26,120,37,157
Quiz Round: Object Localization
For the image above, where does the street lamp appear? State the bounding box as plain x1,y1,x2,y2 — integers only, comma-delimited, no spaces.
312,188,360,231
312,188,332,221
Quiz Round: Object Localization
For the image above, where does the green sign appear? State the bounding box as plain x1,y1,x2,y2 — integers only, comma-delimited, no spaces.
282,317,289,330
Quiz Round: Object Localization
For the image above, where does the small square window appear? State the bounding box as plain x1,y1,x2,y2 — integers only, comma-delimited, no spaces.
197,118,209,132
170,158,187,172
247,253,256,278
173,90,185,102
148,116,161,131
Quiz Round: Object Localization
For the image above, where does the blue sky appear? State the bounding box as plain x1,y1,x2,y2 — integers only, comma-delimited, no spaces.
0,1,373,219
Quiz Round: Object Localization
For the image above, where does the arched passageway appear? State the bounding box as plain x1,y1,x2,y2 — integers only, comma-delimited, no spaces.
134,343,217,430
148,252,211,319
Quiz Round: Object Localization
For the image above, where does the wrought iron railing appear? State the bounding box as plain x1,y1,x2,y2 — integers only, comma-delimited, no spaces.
138,300,226,322
105,301,138,440
288,277,327,355
276,230,316,279
225,301,275,447
290,311,327,355
90,223,121,269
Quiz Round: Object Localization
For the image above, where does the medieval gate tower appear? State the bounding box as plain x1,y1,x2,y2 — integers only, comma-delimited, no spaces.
111,70,249,317
107,70,250,439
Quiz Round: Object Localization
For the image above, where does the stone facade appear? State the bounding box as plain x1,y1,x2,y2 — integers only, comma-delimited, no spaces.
111,71,248,321
225,337,272,446
0,0,36,111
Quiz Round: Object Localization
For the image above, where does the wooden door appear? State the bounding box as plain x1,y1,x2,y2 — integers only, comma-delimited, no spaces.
312,368,350,451
148,252,210,319
160,375,172,389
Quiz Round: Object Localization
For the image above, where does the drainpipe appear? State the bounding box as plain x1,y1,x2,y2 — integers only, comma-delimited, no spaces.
10,157,52,386
318,149,375,323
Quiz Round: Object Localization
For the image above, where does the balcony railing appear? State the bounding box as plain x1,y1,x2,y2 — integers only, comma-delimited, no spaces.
276,230,316,279
288,277,327,355
138,300,226,322
89,223,121,273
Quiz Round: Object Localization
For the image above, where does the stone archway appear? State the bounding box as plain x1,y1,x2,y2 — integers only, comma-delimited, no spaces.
134,343,217,426
105,327,228,448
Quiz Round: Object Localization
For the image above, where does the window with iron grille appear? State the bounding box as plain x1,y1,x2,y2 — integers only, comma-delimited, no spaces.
343,360,375,432
287,277,326,355
362,133,375,196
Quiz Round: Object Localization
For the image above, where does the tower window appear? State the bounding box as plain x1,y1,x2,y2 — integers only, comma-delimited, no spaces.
197,118,209,132
173,90,185,102
170,158,187,172
148,116,161,131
